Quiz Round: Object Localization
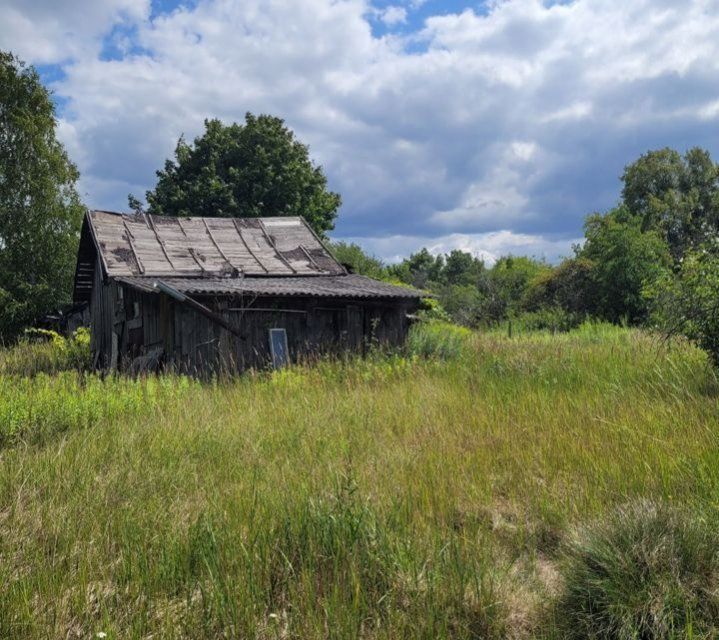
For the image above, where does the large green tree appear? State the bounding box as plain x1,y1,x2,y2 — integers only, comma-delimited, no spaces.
580,206,671,324
0,52,85,341
621,147,719,261
142,114,342,235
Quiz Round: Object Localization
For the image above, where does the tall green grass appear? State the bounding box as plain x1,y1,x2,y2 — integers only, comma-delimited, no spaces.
0,323,718,638
0,328,91,376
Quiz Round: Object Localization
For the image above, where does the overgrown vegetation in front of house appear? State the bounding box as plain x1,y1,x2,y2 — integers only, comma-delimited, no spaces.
2,322,719,638
0,327,91,376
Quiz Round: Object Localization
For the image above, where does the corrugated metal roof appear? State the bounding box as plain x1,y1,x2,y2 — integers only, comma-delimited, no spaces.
116,274,422,300
87,210,346,278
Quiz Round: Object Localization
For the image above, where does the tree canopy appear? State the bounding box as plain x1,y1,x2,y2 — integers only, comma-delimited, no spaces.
0,52,85,341
621,147,719,261
580,206,671,324
142,114,342,236
327,241,386,280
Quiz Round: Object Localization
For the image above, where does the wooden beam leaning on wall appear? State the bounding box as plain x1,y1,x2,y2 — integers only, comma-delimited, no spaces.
152,280,246,340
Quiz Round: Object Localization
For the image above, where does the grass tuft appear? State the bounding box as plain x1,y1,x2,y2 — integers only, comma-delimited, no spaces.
557,499,719,639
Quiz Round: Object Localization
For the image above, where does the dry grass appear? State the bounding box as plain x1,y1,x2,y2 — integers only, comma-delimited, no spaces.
0,323,718,638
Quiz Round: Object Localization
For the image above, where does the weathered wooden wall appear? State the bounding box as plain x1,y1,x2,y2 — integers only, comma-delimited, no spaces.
91,280,416,375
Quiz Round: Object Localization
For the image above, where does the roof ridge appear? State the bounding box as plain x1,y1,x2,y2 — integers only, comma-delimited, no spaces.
90,209,307,222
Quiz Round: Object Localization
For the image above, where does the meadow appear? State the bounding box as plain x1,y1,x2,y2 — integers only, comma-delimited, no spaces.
1,323,718,638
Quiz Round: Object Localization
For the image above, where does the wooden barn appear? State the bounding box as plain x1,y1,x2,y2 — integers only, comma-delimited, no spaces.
73,210,423,374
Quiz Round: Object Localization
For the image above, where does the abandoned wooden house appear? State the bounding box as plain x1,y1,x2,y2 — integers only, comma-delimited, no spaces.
72,210,423,374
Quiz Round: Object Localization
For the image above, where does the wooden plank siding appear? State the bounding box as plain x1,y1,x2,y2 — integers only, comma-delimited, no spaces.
90,280,414,376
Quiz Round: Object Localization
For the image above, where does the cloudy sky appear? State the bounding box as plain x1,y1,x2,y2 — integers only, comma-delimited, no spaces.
2,0,719,263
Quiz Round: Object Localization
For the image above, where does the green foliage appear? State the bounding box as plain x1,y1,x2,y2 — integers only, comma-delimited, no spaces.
522,257,596,316
647,242,719,367
0,327,91,375
142,114,341,235
387,249,550,327
622,147,719,261
498,146,719,335
439,283,485,326
580,207,671,324
504,146,719,332
0,52,85,341
416,296,452,322
486,255,551,319
327,241,386,279
321,240,557,329
443,249,485,286
512,307,584,334
405,321,471,360
558,500,719,639
388,247,445,288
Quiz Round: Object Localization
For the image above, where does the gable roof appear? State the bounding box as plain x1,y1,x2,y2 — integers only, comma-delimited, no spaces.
89,210,345,277
73,210,423,303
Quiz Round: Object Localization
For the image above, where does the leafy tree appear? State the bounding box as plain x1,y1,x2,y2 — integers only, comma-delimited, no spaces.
443,250,485,286
327,241,386,279
580,207,671,324
647,241,719,367
142,114,341,235
487,255,551,318
621,147,719,261
0,52,85,342
389,248,445,289
523,257,596,316
439,284,486,327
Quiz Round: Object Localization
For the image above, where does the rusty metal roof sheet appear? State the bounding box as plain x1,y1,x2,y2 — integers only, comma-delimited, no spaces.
116,274,422,300
87,210,346,279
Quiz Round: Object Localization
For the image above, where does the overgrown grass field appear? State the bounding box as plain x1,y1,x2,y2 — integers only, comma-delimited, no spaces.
1,324,718,638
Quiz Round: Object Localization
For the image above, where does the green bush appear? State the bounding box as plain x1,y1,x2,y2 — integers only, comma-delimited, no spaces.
522,257,596,316
0,327,90,375
406,321,471,360
647,243,719,368
512,307,584,334
557,500,719,639
416,296,452,323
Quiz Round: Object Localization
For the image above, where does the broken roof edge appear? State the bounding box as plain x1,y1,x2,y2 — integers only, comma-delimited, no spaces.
291,215,348,277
